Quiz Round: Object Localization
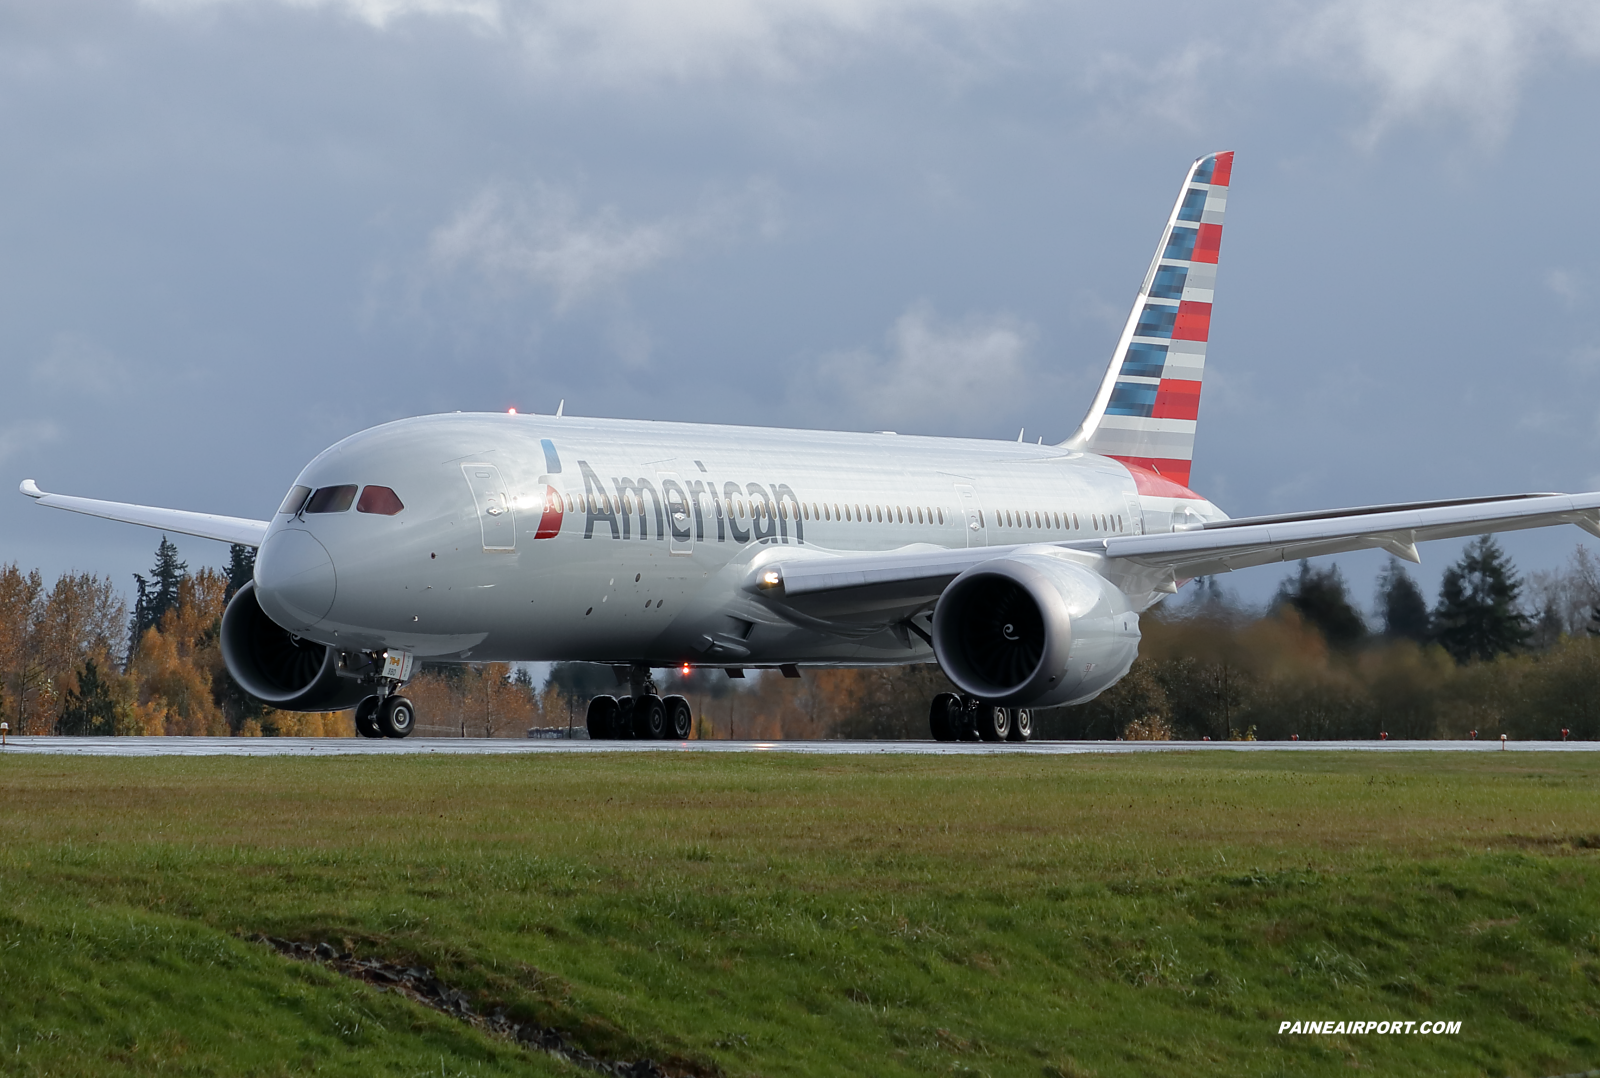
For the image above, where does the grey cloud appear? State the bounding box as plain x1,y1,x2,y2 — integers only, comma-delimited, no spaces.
428,182,780,312
0,421,61,467
145,0,1021,82
1290,0,1600,144
31,333,134,396
795,304,1041,434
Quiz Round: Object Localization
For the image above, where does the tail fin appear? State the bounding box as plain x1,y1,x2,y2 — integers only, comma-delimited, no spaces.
1062,150,1232,489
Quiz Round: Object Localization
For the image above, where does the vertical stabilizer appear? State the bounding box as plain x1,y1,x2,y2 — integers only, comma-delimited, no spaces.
1063,151,1232,488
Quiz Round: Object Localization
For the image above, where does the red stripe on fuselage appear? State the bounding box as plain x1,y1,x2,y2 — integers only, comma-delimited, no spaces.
1115,458,1202,495
534,485,564,539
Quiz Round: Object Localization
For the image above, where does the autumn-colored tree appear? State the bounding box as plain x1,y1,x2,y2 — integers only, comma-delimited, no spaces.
0,563,127,734
127,569,229,736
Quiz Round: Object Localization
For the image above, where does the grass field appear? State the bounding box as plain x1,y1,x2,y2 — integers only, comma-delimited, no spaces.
3,751,1599,1077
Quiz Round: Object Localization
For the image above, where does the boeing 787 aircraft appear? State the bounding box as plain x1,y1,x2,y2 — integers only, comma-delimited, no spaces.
22,151,1600,741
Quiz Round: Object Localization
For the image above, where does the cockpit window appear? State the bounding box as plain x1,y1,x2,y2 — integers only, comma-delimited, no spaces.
278,485,312,515
305,484,358,513
356,486,405,515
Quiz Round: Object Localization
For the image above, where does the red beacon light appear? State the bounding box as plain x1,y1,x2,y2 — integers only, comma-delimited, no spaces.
507,407,518,414
680,663,692,675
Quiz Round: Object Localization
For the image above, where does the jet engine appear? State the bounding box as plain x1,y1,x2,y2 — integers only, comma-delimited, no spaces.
931,553,1141,708
219,581,370,712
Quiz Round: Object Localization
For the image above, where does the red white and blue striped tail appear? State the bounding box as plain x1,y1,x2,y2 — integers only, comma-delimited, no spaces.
1064,150,1232,490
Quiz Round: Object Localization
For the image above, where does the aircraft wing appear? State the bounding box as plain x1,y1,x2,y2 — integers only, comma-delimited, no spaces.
1105,490,1600,579
19,480,270,548
758,491,1600,621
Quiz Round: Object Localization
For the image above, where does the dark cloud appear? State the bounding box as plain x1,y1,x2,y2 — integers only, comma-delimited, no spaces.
4,0,1600,606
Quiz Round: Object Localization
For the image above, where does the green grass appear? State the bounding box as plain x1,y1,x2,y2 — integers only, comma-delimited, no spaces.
3,751,1600,1077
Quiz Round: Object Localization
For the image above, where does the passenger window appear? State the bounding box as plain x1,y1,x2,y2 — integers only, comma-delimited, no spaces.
306,485,357,513
356,486,404,515
278,485,312,515
937,508,945,525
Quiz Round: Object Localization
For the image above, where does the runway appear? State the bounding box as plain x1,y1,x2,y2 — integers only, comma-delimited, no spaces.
0,736,1592,757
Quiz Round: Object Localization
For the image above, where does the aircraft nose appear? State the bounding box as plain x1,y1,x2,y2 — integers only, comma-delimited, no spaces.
254,528,336,630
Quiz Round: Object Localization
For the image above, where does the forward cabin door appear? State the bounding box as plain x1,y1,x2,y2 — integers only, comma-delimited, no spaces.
461,463,517,551
954,484,987,547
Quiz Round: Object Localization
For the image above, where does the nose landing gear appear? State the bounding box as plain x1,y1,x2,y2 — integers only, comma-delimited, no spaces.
352,649,418,739
929,693,1032,743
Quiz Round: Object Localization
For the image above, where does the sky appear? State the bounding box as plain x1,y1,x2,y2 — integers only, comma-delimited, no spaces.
3,0,1600,622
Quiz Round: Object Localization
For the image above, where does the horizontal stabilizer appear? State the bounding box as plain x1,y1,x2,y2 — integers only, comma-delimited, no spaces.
19,480,270,548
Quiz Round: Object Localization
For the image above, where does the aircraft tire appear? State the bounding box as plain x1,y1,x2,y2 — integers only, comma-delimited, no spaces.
977,704,1011,742
929,692,961,741
956,697,982,741
664,695,692,739
615,696,636,739
634,695,668,739
354,696,382,738
380,695,415,739
1007,709,1033,743
586,695,619,739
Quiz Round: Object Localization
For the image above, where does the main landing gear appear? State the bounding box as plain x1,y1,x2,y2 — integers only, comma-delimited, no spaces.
355,693,416,739
929,692,1032,743
586,664,694,740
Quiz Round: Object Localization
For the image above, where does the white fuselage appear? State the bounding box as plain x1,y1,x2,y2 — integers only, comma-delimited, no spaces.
252,412,1227,667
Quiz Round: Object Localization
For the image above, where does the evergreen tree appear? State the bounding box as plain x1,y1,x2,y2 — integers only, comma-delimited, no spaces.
223,544,255,601
1433,536,1529,664
129,536,187,655
1272,560,1367,648
1376,558,1431,642
55,658,119,736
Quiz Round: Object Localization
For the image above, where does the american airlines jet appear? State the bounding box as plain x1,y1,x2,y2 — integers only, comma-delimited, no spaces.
22,152,1600,742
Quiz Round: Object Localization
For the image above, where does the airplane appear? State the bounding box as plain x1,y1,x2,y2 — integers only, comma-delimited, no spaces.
22,150,1600,742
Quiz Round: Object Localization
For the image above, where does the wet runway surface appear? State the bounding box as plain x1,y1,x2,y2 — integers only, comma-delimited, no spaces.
1,736,1592,757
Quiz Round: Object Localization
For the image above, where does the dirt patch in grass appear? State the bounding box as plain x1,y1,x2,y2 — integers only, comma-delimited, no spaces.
257,935,719,1077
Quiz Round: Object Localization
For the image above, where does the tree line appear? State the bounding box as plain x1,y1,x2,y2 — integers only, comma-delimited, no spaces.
5,533,1599,739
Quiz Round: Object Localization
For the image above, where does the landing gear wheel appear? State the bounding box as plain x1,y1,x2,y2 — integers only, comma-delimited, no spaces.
977,704,1011,742
379,695,415,739
663,695,692,739
586,695,619,739
957,696,982,741
354,696,382,739
1007,709,1033,743
615,696,637,739
634,694,668,739
929,693,961,741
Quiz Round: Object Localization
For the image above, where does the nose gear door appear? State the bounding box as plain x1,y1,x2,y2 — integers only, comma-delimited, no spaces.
461,463,517,551
954,483,987,547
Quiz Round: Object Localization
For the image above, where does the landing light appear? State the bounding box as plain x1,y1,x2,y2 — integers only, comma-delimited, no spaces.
507,407,517,414
759,568,782,589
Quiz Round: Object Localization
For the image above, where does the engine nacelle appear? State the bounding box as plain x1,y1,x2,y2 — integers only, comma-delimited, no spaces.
931,552,1141,707
220,581,370,712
